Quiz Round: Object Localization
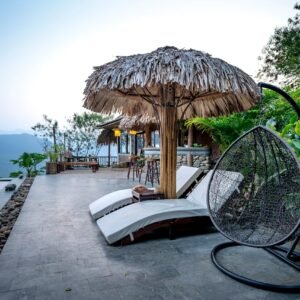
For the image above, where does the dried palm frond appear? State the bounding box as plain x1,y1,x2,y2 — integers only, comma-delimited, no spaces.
83,46,260,118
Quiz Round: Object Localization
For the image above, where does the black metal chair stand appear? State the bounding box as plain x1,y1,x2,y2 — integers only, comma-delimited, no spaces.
211,236,300,292
208,83,300,293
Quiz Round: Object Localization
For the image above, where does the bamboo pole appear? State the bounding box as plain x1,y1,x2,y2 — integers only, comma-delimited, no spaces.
158,84,177,199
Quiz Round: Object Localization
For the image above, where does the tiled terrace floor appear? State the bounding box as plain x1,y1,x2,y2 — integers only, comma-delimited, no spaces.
0,168,299,299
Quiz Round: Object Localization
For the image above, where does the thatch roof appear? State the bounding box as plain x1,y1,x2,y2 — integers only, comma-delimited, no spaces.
83,46,260,118
97,129,117,145
119,115,158,131
96,116,122,130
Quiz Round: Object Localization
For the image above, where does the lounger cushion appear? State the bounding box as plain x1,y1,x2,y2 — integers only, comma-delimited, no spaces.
89,166,202,220
96,170,244,244
97,199,209,244
175,166,203,198
97,171,212,244
187,170,213,205
89,189,133,219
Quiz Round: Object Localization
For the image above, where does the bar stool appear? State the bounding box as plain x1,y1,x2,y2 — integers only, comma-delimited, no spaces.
144,158,160,186
127,155,138,181
136,158,145,183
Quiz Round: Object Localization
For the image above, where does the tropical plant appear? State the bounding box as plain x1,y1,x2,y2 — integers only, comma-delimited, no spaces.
9,171,23,178
267,115,300,159
11,152,47,177
186,87,300,154
186,111,257,152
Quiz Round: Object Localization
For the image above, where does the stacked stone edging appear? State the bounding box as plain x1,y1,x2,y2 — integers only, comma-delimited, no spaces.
0,178,34,253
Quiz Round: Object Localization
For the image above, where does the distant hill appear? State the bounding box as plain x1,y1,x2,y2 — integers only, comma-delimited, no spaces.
0,134,44,177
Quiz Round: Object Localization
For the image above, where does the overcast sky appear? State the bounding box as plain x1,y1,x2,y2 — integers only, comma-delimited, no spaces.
0,0,297,133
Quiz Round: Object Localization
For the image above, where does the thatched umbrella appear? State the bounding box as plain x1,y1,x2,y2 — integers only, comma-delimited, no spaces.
119,115,158,147
97,128,117,145
83,46,260,198
119,115,158,131
97,129,117,167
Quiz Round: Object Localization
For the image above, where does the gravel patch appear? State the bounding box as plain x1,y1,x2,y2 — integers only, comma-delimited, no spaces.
0,178,34,253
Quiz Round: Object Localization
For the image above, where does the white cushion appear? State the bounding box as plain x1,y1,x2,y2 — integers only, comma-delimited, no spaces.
176,166,203,198
96,170,244,244
97,199,209,244
89,189,133,220
89,166,202,219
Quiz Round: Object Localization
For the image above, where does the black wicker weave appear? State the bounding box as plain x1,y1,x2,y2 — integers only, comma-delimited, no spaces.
208,125,300,247
208,83,300,292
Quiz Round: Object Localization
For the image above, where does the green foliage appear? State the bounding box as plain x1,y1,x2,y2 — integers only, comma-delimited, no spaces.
258,87,300,130
187,87,300,154
186,111,257,152
9,171,23,178
11,152,47,177
66,112,111,156
46,145,64,162
258,3,300,85
268,118,300,160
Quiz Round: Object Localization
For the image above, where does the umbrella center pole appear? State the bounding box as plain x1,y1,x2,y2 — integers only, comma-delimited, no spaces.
158,85,177,199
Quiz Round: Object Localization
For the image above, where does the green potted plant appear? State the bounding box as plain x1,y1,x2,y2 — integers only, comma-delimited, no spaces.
46,146,59,174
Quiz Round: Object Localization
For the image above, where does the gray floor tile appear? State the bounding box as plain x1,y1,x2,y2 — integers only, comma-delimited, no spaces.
0,170,299,299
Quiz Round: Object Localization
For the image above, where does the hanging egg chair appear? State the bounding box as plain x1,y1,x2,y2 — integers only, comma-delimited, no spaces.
208,82,300,292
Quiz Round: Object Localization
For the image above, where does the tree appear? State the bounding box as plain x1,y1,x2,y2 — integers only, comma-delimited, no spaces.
11,152,47,177
66,112,111,156
32,115,63,155
258,3,300,85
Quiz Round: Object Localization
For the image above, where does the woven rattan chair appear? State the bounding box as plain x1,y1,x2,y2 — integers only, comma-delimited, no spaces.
207,83,300,292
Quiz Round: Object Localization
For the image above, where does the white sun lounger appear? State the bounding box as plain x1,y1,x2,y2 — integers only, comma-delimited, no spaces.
96,170,244,244
89,166,204,220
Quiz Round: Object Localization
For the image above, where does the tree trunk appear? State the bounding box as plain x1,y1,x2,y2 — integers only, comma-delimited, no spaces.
158,84,177,199
187,125,193,166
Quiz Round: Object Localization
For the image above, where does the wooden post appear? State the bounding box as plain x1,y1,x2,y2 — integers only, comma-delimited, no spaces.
126,134,129,153
158,84,177,199
108,135,111,167
134,135,137,155
145,125,151,147
187,125,193,166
